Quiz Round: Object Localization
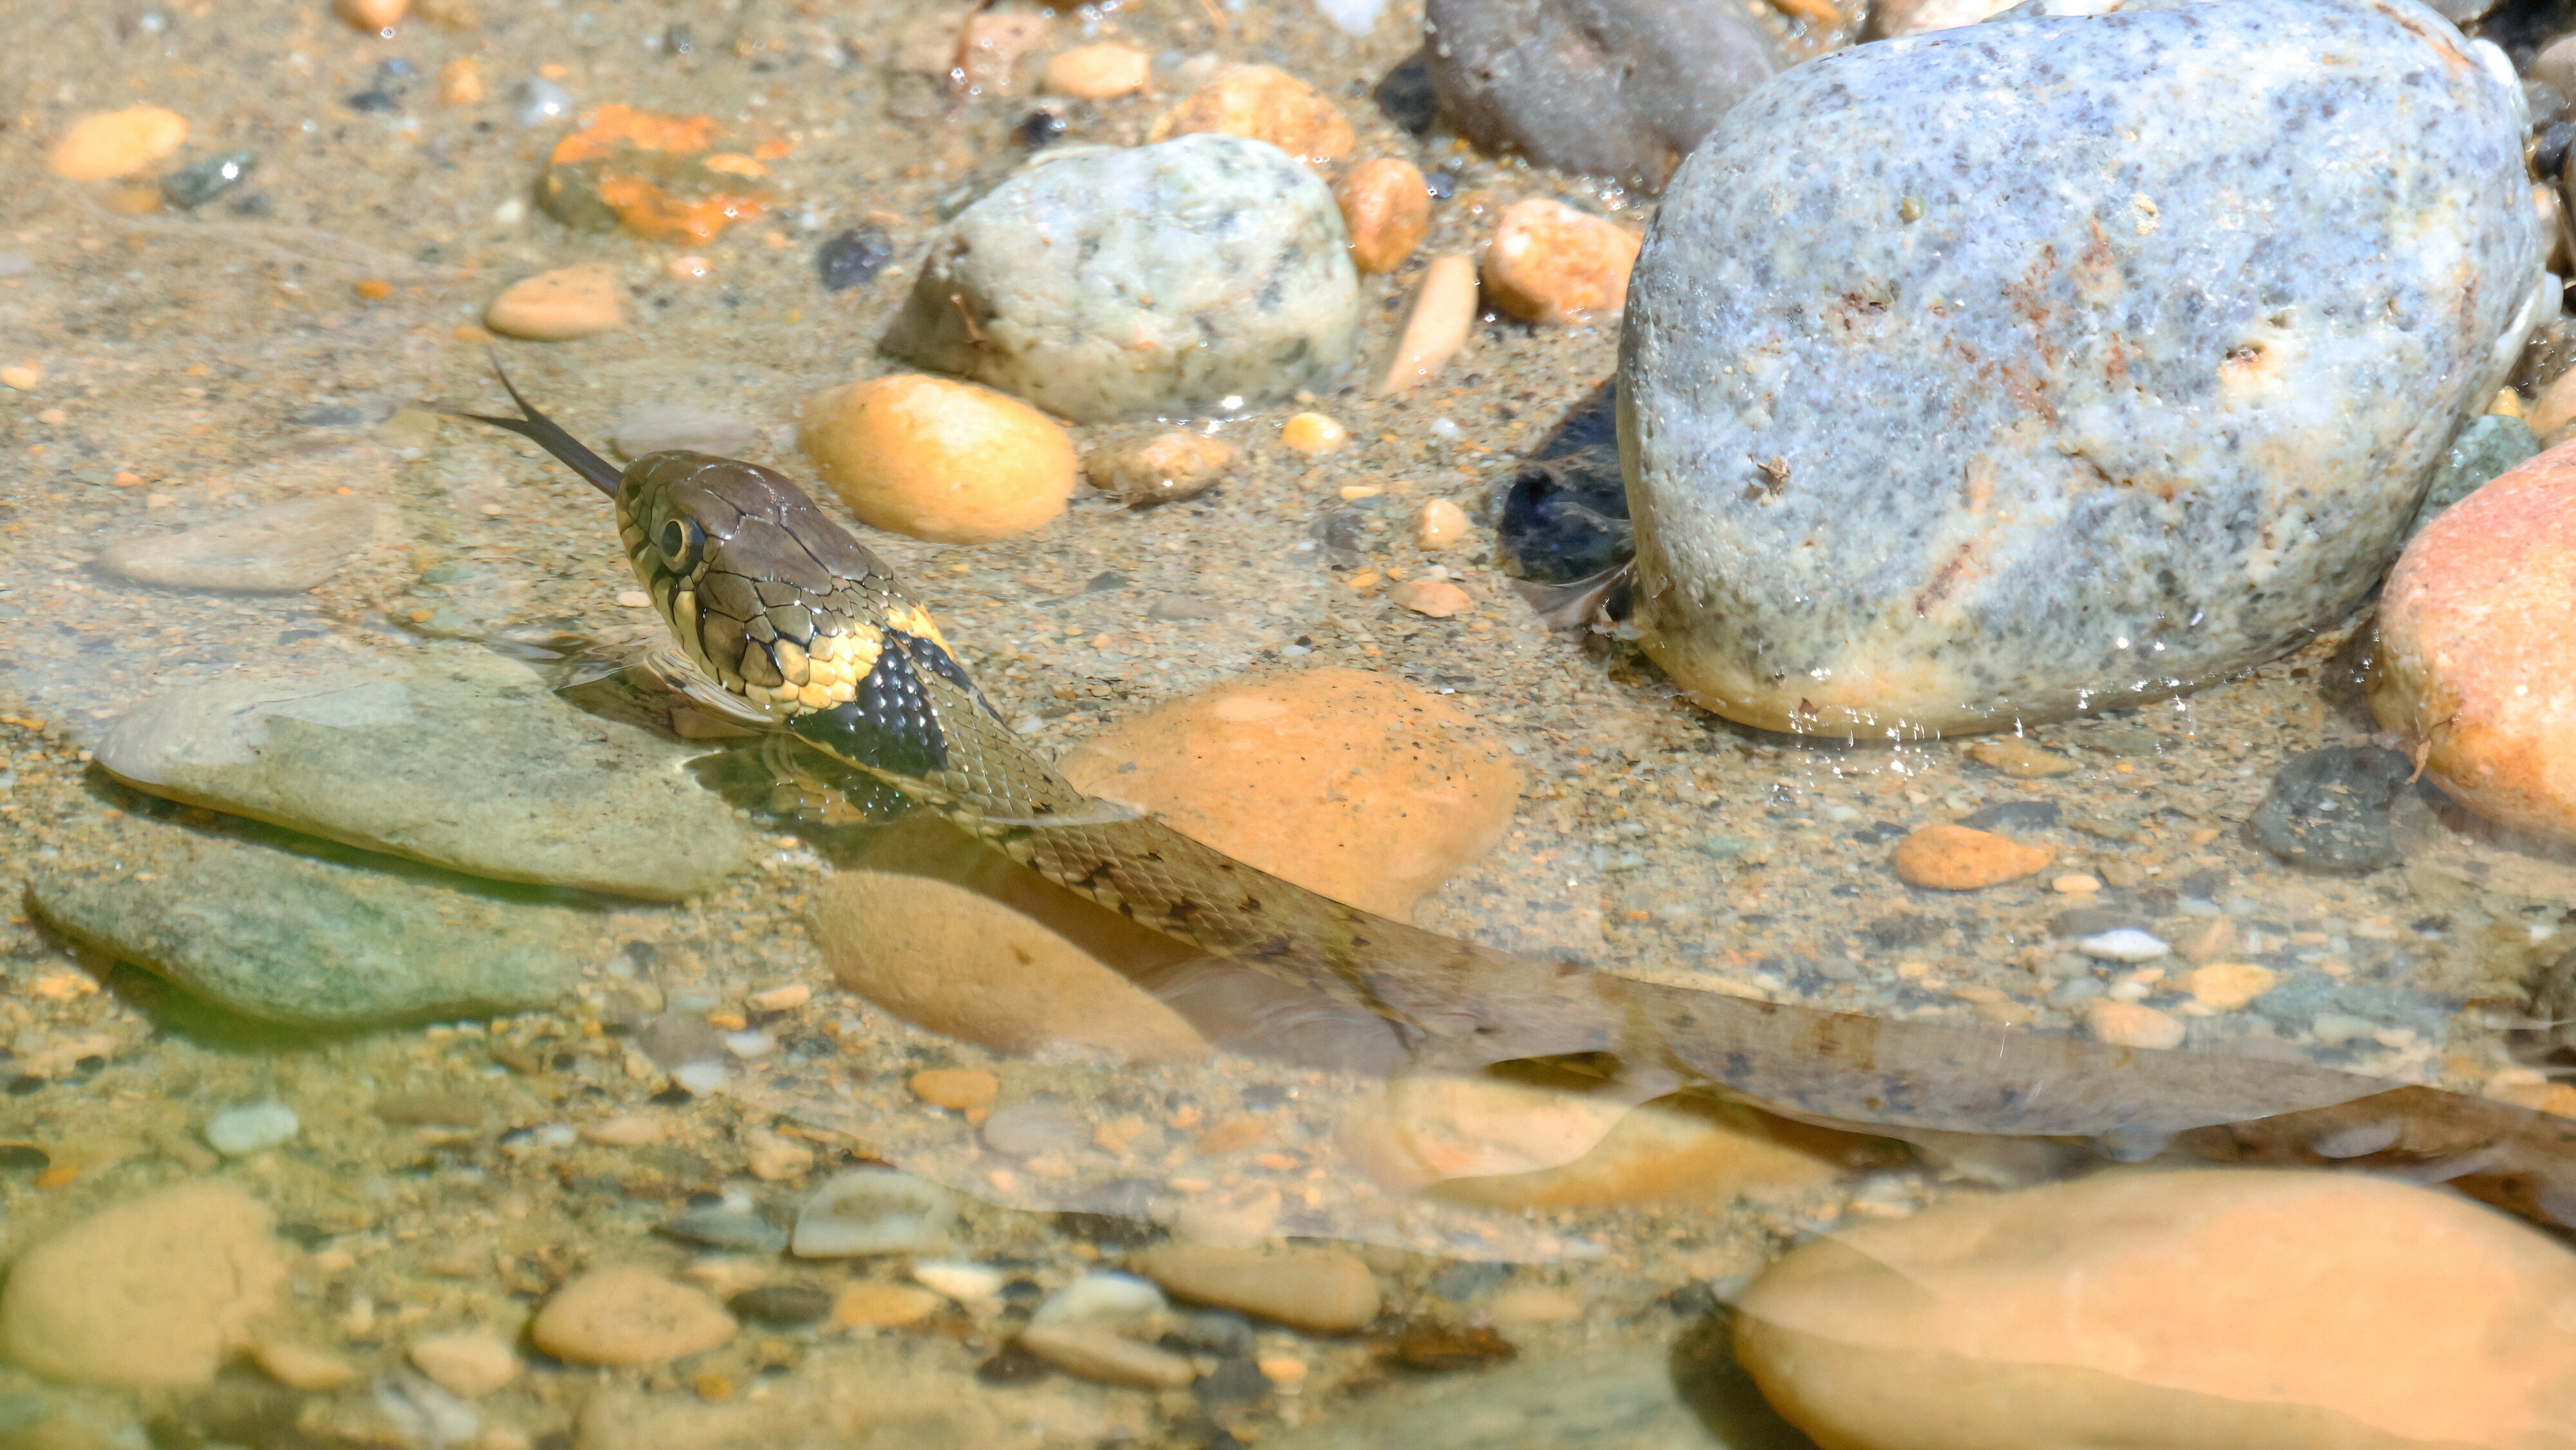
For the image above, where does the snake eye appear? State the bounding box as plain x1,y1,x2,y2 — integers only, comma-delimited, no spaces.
656,517,704,571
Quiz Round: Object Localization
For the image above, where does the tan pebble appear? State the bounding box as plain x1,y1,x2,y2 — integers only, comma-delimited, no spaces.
1043,41,1151,99
829,1282,945,1330
252,1340,361,1391
1889,825,2051,891
1,366,41,390
2051,873,2102,894
1127,1243,1380,1333
2371,449,2576,843
484,265,623,341
1733,1169,2576,1450
909,1067,1001,1111
815,816,1209,1060
1018,1323,1198,1388
582,1114,664,1147
0,1182,287,1389
411,1333,520,1397
2184,962,2277,1011
1280,411,1349,455
1416,498,1472,549
2084,999,2184,1049
334,0,409,30
531,1268,735,1366
746,982,811,1011
743,1129,814,1181
1148,64,1354,167
1334,158,1430,274
674,1257,772,1299
2529,367,2576,438
1484,1286,1585,1325
437,56,484,106
1084,431,1236,506
1964,737,2075,778
1057,667,1520,922
1377,254,1479,397
1480,198,1640,326
1388,578,1472,618
48,106,189,180
2490,387,2527,420
799,374,1075,544
1259,1355,1311,1388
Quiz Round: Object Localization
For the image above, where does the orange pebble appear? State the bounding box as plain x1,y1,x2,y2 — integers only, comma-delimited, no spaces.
1890,824,2052,890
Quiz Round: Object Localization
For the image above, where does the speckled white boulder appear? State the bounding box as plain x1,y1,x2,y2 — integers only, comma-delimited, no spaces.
881,134,1360,423
1622,0,2546,737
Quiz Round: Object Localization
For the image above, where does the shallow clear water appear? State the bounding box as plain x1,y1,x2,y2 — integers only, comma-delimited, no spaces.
3,0,2574,1445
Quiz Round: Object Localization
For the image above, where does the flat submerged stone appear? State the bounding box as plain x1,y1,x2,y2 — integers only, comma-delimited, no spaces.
1622,0,2545,737
93,643,755,900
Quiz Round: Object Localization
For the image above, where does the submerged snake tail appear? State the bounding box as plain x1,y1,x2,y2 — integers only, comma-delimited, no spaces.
446,353,623,497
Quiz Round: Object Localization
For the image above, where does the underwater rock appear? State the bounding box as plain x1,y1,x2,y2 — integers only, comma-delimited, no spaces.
1622,0,2546,737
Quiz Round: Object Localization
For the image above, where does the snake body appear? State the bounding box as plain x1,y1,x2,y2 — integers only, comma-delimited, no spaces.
460,372,1619,1068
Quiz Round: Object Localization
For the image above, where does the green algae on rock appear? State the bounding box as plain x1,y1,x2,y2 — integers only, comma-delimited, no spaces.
28,826,593,1025
91,643,755,901
1620,0,2547,738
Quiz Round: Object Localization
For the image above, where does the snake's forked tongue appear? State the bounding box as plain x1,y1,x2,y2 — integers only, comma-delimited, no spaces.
446,354,623,497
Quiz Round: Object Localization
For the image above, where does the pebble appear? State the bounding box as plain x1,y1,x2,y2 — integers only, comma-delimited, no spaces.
27,825,589,1026
1964,737,2076,779
158,151,255,211
1147,64,1354,167
1043,41,1152,99
0,1182,286,1389
2073,928,2168,964
531,1269,737,1366
98,491,374,592
1280,411,1350,455
1890,825,2052,892
410,1334,520,1398
884,134,1358,423
1732,1168,2576,1449
47,105,188,180
0,364,39,389
437,57,484,106
2186,962,2277,1012
813,814,1210,1059
484,265,624,341
743,1129,813,1181
791,1167,960,1257
2409,414,2537,539
1388,578,1472,618
915,1260,1010,1302
1056,667,1520,922
1377,254,1478,397
1479,199,1639,326
93,644,756,900
2373,450,2576,843
1126,1243,1381,1333
1031,1272,1167,1328
610,403,760,461
798,374,1075,544
1018,1324,1198,1388
1422,0,1776,192
1334,158,1430,274
830,1283,945,1329
1622,0,2544,738
583,1114,667,1147
909,1067,1000,1112
2051,873,2102,895
1084,431,1236,506
2246,746,2411,875
204,1100,299,1156
513,77,573,128
2083,1000,2185,1051
816,224,894,292
334,0,408,31
727,1285,835,1328
252,1340,363,1391
1417,498,1472,549
656,1207,788,1254
1484,1287,1584,1326
2529,365,2576,437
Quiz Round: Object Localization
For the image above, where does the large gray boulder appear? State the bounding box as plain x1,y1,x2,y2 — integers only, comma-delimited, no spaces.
1622,0,2548,737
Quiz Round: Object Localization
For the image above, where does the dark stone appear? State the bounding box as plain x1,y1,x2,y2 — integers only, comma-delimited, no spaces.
1861,911,1935,949
1497,379,1631,583
656,1206,790,1253
1960,799,2060,833
1375,52,1440,135
2248,747,2412,875
817,225,895,292
1848,820,1906,846
1310,509,1370,557
345,89,400,113
1167,1310,1258,1358
728,1284,833,1326
1381,1317,1518,1372
1055,1210,1160,1246
1423,0,1778,193
2543,120,2576,184
227,191,275,218
160,151,256,211
1193,1355,1271,1413
1018,109,1068,148
0,1143,49,1171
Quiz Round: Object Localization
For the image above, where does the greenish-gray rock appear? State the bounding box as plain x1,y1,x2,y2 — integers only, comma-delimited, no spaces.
92,644,753,901
28,829,591,1025
2408,414,2539,539
1265,1337,1808,1449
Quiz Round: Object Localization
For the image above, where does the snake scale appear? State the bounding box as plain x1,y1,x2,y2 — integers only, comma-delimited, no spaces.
451,367,2576,1228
